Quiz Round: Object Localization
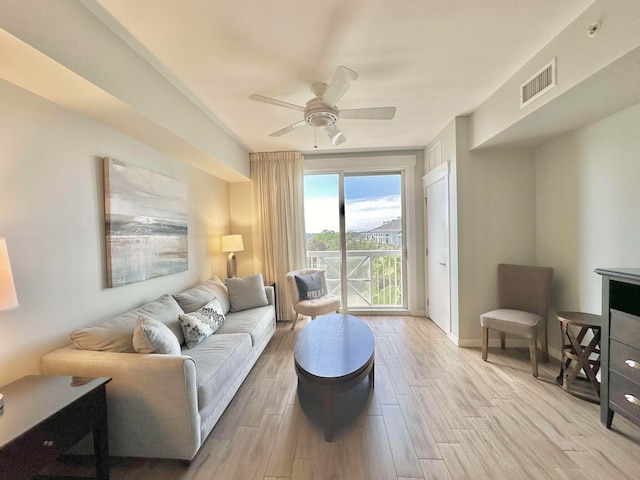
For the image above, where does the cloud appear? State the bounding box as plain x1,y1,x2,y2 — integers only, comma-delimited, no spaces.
304,195,401,233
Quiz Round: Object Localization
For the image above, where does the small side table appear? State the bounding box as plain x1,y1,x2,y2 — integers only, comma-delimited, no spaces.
556,311,602,403
0,375,111,480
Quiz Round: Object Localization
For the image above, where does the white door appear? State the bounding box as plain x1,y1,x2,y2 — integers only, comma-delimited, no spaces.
424,163,450,334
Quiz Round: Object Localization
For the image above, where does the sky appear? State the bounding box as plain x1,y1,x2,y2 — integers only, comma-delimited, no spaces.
304,174,401,233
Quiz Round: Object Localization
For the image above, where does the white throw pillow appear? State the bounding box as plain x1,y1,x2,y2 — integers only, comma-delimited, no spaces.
133,315,181,355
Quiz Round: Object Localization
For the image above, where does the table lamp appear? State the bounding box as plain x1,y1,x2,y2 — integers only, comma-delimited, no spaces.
221,234,244,278
0,237,19,410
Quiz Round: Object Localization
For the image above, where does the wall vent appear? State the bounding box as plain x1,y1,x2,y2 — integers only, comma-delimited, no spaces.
520,58,556,108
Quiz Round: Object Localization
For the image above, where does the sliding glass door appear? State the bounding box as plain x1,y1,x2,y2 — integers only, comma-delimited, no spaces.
304,172,405,311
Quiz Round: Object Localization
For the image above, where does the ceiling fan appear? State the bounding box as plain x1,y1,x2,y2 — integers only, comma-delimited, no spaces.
249,66,396,146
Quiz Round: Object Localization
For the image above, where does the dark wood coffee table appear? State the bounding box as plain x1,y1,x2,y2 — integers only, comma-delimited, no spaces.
294,313,375,441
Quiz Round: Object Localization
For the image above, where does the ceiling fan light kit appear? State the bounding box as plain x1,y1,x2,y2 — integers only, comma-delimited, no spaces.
250,66,396,146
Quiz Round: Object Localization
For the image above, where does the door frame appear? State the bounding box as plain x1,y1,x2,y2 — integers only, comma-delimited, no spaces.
423,161,451,334
304,154,418,315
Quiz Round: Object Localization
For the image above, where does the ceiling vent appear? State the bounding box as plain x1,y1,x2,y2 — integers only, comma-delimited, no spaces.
520,58,556,108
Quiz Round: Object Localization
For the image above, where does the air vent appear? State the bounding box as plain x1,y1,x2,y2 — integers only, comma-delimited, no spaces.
520,58,556,108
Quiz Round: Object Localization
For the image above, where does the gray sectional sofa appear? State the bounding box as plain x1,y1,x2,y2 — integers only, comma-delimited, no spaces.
41,274,276,460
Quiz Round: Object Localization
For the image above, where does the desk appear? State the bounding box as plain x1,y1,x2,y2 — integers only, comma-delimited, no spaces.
0,375,111,480
556,311,601,403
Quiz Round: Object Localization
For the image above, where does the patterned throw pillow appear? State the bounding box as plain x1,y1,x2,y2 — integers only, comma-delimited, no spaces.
179,297,226,348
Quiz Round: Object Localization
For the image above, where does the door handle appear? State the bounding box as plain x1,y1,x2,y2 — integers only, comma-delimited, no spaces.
438,262,446,266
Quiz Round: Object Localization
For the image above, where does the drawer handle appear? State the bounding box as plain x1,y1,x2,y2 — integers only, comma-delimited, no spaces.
43,440,54,447
625,394,640,406
626,359,640,370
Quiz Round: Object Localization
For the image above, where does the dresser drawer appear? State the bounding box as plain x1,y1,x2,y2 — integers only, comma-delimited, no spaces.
610,309,640,345
609,371,640,425
610,340,640,384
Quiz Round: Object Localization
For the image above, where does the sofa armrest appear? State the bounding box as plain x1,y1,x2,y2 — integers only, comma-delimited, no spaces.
264,284,275,306
41,346,201,460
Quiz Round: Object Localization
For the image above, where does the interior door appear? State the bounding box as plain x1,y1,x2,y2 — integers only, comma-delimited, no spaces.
424,164,450,334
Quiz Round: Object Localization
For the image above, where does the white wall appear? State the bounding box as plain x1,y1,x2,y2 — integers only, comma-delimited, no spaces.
471,0,640,149
536,101,640,353
0,0,250,181
456,118,537,344
424,117,537,345
0,80,231,386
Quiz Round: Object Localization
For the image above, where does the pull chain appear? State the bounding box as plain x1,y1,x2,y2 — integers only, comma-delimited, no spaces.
314,128,318,149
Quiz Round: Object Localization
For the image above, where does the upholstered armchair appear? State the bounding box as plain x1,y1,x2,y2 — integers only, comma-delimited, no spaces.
286,268,340,330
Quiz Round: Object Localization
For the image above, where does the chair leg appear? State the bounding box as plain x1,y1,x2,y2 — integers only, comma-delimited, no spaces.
529,338,538,378
291,313,299,330
541,328,549,363
500,332,506,350
481,327,489,361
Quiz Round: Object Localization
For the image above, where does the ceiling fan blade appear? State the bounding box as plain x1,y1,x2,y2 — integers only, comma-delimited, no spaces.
269,120,307,137
340,106,396,120
325,124,346,146
249,94,305,112
323,66,358,106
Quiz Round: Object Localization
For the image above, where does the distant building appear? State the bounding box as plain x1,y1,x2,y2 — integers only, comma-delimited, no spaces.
362,217,402,247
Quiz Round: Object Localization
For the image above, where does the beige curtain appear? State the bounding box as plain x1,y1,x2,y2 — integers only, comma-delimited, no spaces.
251,152,306,321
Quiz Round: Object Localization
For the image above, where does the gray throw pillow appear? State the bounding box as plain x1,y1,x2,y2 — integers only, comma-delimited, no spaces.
133,315,181,355
295,271,326,301
226,273,269,312
173,276,230,314
179,297,226,348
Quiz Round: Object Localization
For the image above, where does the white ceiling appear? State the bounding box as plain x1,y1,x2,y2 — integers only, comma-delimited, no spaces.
86,0,592,154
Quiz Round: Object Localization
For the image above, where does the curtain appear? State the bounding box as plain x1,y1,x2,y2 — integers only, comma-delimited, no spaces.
251,152,306,321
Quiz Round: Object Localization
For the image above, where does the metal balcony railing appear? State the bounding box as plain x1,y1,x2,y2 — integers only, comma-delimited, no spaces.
306,249,403,308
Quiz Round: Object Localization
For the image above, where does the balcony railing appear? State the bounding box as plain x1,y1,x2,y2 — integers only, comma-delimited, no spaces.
306,249,403,308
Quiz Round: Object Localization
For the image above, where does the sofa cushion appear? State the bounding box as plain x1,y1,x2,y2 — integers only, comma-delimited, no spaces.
184,333,252,408
226,273,268,312
173,276,230,314
69,294,184,352
133,315,181,355
294,271,326,300
216,304,274,347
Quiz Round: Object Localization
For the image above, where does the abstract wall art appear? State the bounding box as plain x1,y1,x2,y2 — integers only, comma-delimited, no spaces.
104,157,188,287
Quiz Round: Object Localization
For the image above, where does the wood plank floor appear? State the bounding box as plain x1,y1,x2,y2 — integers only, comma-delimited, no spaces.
65,316,640,479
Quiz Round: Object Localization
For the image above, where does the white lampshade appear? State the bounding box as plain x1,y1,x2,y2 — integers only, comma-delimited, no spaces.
221,234,244,253
0,237,19,311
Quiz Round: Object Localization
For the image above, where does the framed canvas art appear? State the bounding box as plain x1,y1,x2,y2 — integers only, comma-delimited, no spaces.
104,157,188,287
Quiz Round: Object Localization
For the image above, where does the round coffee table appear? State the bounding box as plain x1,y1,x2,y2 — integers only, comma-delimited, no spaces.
294,313,375,441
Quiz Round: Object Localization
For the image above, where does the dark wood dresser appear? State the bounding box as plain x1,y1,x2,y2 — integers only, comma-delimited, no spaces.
596,268,640,429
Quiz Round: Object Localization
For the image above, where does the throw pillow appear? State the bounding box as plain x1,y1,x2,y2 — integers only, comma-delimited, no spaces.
295,271,326,301
179,297,226,348
69,294,184,352
226,273,269,312
133,315,181,355
173,276,230,314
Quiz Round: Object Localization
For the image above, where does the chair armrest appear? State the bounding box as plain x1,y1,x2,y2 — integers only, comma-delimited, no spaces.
41,346,200,460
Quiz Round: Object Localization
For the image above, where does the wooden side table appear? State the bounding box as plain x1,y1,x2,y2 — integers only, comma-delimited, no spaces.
556,311,602,403
0,375,111,480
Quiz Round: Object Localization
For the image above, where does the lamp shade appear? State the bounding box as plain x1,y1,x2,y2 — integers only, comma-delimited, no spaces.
221,234,244,253
0,237,18,311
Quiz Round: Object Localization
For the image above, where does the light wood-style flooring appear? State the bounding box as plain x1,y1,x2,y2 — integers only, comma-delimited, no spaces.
64,316,640,479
